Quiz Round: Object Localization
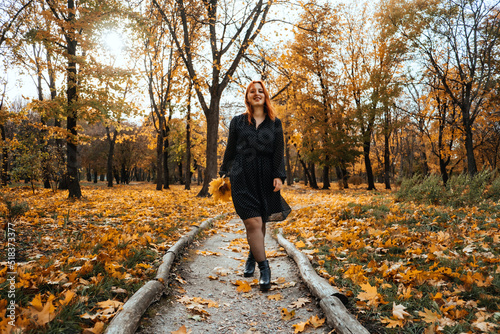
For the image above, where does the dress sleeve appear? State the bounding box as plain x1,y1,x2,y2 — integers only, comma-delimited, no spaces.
272,118,287,181
219,117,238,177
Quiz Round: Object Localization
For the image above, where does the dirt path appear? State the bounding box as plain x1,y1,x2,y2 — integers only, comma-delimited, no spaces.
137,217,333,334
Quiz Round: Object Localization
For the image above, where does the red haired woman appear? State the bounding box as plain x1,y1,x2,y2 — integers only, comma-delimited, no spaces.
219,80,291,291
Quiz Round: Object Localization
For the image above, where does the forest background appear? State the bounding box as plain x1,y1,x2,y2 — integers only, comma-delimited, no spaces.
1,0,499,194
0,0,500,333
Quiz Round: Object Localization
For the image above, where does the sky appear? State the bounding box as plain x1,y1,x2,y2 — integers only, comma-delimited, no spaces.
3,0,356,118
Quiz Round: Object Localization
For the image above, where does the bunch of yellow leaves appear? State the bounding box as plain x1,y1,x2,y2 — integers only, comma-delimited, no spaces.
208,176,231,202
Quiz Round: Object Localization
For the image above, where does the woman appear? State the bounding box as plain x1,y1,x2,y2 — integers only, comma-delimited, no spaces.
219,80,291,291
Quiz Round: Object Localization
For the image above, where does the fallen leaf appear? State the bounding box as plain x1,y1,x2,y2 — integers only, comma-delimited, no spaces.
380,317,404,328
292,320,308,333
171,324,192,334
268,293,282,301
308,315,325,328
82,321,105,334
28,294,57,326
281,308,296,321
357,282,382,307
418,308,441,323
289,297,311,309
295,240,306,248
392,303,410,320
235,280,252,293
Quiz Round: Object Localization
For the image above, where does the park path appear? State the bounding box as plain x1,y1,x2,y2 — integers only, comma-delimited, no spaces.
136,217,333,334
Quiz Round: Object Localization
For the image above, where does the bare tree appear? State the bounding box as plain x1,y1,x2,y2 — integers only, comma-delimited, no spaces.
152,0,274,196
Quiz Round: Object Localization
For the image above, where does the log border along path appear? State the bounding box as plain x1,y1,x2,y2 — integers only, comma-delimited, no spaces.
104,215,369,334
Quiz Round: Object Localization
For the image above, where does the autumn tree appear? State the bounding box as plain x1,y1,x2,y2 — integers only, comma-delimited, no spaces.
0,0,34,186
38,0,128,197
385,0,500,176
142,2,188,190
286,1,362,189
338,3,380,190
152,0,274,196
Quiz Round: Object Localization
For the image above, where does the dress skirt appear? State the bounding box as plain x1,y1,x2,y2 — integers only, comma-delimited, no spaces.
220,114,291,223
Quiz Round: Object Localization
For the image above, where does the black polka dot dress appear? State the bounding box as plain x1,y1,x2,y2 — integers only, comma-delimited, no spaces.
219,113,291,223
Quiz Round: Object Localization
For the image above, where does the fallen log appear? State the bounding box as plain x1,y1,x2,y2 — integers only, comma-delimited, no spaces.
276,229,370,334
104,216,217,334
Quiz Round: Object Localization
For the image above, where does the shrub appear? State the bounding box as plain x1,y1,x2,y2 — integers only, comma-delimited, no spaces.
485,175,500,201
395,174,423,202
396,170,496,207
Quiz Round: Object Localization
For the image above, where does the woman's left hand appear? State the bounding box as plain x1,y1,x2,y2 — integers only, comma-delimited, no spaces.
273,178,283,192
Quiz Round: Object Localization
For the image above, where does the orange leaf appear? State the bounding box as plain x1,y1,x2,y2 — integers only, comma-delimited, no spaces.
295,240,306,248
292,320,308,333
235,280,252,293
418,308,441,323
59,290,76,306
82,321,105,334
357,282,381,307
281,308,296,321
268,293,282,301
28,294,57,326
308,315,325,328
380,317,404,328
171,325,192,334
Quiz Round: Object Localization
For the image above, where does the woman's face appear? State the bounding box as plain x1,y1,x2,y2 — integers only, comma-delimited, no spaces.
247,83,265,108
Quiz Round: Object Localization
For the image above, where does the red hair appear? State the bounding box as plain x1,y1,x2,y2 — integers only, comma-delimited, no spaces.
244,80,276,124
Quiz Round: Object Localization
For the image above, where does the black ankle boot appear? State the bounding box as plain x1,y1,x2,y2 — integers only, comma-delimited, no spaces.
243,252,256,277
258,260,271,291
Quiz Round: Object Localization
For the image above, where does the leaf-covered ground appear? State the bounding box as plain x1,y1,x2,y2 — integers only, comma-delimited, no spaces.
278,184,500,333
0,183,233,333
1,182,499,333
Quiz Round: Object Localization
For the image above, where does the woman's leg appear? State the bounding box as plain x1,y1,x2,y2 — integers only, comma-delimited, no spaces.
243,216,266,262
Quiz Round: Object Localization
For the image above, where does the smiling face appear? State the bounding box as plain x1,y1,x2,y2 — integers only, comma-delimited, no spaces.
246,82,266,108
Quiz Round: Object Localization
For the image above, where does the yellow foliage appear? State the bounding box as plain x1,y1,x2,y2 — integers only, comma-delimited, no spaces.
0,184,233,333
208,176,232,202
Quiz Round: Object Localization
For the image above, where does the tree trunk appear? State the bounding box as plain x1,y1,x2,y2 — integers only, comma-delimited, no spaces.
163,128,170,189
65,0,81,198
363,140,376,190
285,131,293,186
178,163,183,184
185,85,192,190
463,118,477,176
156,132,163,190
308,162,319,189
384,128,391,190
106,127,117,187
197,99,220,196
335,166,349,189
322,165,330,189
0,123,8,186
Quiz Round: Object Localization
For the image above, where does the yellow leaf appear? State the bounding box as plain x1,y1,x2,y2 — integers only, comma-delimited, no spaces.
281,308,296,321
208,177,231,202
82,321,105,334
268,293,282,301
235,280,252,293
357,282,382,307
59,290,76,306
29,293,44,311
418,308,441,323
28,294,57,326
295,240,306,248
292,320,308,333
308,315,325,328
380,316,404,328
